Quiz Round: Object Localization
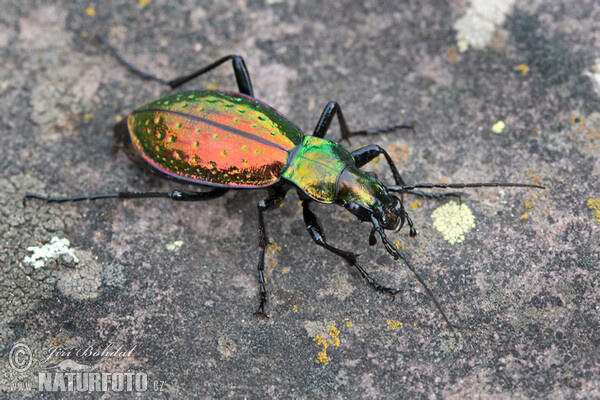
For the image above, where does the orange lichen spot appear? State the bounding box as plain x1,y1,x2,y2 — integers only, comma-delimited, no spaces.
138,0,152,6
314,325,340,364
446,46,458,63
492,32,504,51
588,198,600,223
526,171,546,186
85,7,96,17
389,143,410,164
516,64,530,75
386,319,401,330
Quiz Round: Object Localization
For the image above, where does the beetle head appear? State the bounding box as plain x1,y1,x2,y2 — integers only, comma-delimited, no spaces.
338,166,406,231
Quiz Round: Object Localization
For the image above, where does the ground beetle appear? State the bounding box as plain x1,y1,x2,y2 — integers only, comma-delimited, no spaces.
25,36,544,334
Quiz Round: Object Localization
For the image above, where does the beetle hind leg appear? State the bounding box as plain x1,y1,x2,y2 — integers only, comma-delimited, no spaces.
98,35,254,96
23,187,229,205
302,201,399,296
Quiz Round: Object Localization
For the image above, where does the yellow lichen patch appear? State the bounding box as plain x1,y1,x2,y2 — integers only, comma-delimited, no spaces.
588,198,600,223
165,240,184,252
370,157,380,170
314,325,340,364
138,0,152,6
293,305,298,313
521,199,533,219
386,319,401,330
280,266,290,275
85,7,96,17
267,243,281,253
394,240,404,250
346,321,353,328
410,200,421,210
206,79,220,91
492,120,506,134
431,201,475,245
457,39,469,53
516,64,530,75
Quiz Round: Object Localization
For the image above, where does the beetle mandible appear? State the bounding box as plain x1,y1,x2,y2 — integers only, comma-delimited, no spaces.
25,36,544,334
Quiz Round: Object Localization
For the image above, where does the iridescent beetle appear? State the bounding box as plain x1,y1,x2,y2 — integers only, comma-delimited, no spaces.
25,37,544,333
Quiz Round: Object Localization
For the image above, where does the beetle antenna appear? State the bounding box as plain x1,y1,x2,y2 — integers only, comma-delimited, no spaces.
371,216,458,341
388,182,545,192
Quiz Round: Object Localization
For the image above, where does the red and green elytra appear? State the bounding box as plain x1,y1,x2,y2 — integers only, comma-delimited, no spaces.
25,36,546,336
126,90,302,188
122,89,388,207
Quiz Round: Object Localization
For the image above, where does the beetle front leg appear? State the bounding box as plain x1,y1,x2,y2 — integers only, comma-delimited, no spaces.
302,201,399,295
255,193,285,317
312,101,413,141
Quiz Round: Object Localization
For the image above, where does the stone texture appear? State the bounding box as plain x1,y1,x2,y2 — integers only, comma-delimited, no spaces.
1,0,599,398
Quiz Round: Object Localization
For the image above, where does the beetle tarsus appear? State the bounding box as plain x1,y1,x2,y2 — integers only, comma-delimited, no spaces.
254,307,269,319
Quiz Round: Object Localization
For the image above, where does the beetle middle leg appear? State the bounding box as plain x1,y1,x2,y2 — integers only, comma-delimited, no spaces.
312,101,414,141
98,36,254,96
302,201,399,295
255,192,286,317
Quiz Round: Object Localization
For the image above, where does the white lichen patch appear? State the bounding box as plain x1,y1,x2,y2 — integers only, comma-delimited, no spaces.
584,59,600,96
453,0,516,50
431,202,476,245
23,237,79,269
